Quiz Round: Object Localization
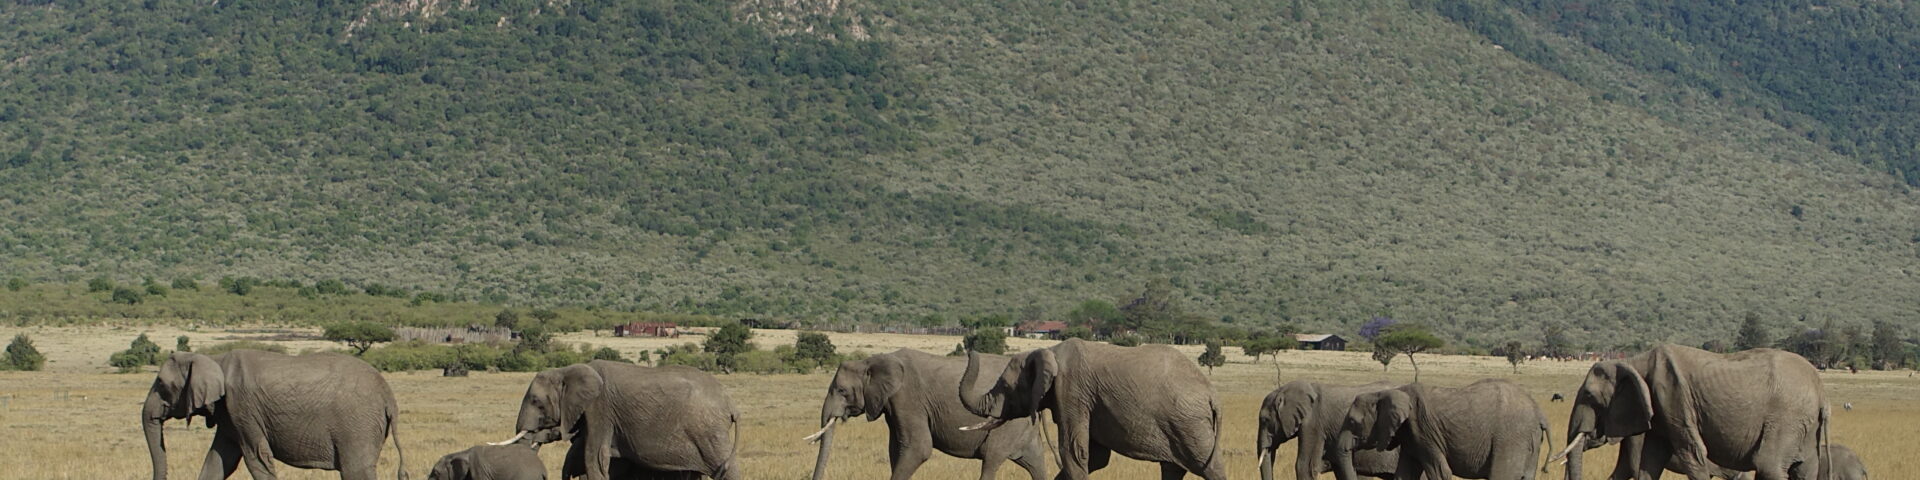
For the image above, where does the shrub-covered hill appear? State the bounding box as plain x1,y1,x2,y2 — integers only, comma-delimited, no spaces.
0,0,1915,349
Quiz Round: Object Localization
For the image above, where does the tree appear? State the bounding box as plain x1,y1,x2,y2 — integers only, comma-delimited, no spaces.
515,325,554,354
1735,312,1770,351
793,331,836,367
1541,324,1573,359
1118,278,1181,339
1375,324,1445,382
1503,340,1525,373
176,336,191,353
1198,339,1225,375
1371,346,1396,372
704,323,755,372
592,347,628,362
529,308,561,324
324,321,396,355
109,333,165,372
4,334,45,371
314,279,348,295
1358,316,1396,342
171,277,198,291
1062,326,1094,340
144,281,169,297
87,276,115,292
495,310,521,331
5,277,25,292
957,326,1008,355
1066,299,1124,336
1870,320,1905,370
1110,333,1143,347
110,287,145,305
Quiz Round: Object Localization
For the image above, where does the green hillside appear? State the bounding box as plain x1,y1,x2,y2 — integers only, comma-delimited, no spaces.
1,0,1916,349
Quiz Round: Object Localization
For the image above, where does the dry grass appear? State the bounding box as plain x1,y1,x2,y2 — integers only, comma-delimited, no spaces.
0,327,1910,479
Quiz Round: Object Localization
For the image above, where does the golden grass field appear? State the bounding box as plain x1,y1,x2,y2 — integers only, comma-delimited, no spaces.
0,325,1910,479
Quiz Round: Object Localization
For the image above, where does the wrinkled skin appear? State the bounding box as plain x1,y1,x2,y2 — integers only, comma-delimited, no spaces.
1616,443,1866,480
959,339,1226,480
1341,380,1546,480
810,349,1046,480
142,350,407,480
503,360,741,480
1561,345,1826,480
1256,381,1399,480
430,444,544,480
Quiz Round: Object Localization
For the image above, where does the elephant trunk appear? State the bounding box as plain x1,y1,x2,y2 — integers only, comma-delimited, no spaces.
807,420,835,480
142,392,169,480
957,350,1000,419
1332,432,1360,480
1564,444,1583,480
1256,428,1275,480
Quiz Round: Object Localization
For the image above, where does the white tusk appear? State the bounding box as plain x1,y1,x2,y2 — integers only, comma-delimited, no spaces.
1258,450,1269,465
1547,433,1585,464
802,417,839,444
959,417,1006,432
488,431,529,446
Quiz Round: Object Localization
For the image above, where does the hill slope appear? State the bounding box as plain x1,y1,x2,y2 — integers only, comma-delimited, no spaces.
1,0,1915,348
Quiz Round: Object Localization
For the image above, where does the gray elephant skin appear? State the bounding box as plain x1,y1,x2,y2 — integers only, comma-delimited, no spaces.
1605,441,1866,480
1256,381,1400,480
497,360,741,480
141,350,407,480
958,338,1226,480
1342,379,1546,480
430,444,544,480
1557,345,1827,480
807,349,1047,480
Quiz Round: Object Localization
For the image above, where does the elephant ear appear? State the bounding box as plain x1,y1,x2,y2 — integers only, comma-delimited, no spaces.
1602,362,1654,437
861,355,904,421
446,451,472,480
1368,389,1413,449
553,364,606,435
183,353,225,426
1023,348,1058,415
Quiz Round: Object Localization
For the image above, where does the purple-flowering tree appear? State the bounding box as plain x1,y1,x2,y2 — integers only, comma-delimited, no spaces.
1359,316,1397,342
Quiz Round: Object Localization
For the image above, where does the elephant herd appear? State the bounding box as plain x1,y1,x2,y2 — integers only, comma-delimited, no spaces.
138,340,1866,480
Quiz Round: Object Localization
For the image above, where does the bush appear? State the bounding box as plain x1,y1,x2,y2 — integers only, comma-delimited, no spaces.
960,326,1007,354
1198,339,1225,374
108,334,165,372
111,287,145,305
144,282,169,297
704,323,754,371
176,336,191,352
1110,333,1143,347
515,325,554,354
496,350,544,372
5,277,26,292
314,279,348,295
494,310,521,330
793,332,835,366
198,340,289,355
734,349,788,374
4,334,45,371
324,321,396,355
171,277,198,291
87,276,115,292
658,343,720,371
542,348,590,368
1062,326,1094,340
452,343,506,370
221,276,257,296
592,346,627,362
361,341,459,372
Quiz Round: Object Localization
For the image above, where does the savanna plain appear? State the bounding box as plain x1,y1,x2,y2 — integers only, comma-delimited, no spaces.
1,326,1909,479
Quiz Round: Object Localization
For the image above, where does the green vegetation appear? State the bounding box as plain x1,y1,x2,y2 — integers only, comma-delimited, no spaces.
1736,313,1771,351
1503,340,1524,373
0,0,1916,351
1198,340,1225,374
1375,324,1446,381
703,323,756,372
3,334,45,371
198,341,289,356
176,336,191,353
108,334,165,373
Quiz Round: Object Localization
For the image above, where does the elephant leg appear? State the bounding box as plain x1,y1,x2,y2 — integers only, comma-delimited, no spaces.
1634,436,1678,480
584,428,617,480
237,433,279,480
1050,415,1094,480
978,457,1004,480
1010,445,1048,480
1087,443,1111,472
194,431,243,480
886,433,932,480
1159,462,1188,480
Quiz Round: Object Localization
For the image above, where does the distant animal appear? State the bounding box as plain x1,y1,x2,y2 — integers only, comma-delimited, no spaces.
141,350,406,480
1843,402,1853,411
958,338,1227,480
1343,379,1547,480
430,444,544,480
1552,345,1826,480
491,360,741,480
1256,381,1401,480
1550,393,1565,402
805,348,1046,480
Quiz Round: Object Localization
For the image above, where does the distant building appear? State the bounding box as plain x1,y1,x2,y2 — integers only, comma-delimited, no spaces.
1293,333,1347,351
396,326,515,344
1015,321,1070,339
614,322,679,338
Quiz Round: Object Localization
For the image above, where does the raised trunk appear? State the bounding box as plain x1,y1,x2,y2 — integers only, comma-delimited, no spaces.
957,350,998,418
808,423,835,480
142,392,169,480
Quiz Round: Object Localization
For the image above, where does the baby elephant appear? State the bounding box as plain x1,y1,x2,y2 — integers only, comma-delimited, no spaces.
431,444,546,480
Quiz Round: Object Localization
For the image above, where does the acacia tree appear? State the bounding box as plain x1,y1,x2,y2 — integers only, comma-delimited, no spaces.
324,321,396,355
1198,339,1225,375
1375,324,1445,382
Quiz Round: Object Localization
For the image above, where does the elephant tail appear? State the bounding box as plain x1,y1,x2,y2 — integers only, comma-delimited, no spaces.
1201,397,1223,475
1817,403,1831,480
390,402,409,480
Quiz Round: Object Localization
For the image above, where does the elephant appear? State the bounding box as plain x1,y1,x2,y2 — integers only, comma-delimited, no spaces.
430,444,544,480
1825,444,1867,480
1255,381,1400,480
1600,441,1866,480
958,338,1227,480
1341,379,1547,480
1551,345,1827,480
141,350,407,480
491,360,740,480
804,349,1047,480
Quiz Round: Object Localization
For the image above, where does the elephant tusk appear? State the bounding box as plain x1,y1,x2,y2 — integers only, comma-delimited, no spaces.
488,431,529,446
1547,433,1585,464
959,417,1007,432
1258,450,1269,466
802,417,838,444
